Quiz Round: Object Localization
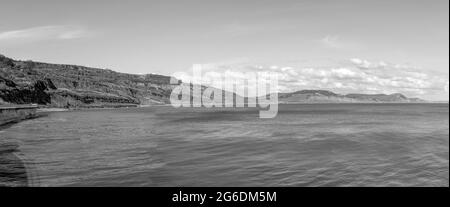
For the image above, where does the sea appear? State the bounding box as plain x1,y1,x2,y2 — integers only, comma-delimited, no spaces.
0,104,448,187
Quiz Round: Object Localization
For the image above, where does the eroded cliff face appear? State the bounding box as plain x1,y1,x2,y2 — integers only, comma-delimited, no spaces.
0,76,53,105
0,55,180,108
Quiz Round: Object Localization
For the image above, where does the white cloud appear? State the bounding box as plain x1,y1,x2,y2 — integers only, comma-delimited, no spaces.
0,25,91,43
172,58,449,100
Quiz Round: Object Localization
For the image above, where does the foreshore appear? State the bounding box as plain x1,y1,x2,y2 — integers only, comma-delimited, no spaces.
0,104,139,130
0,105,39,127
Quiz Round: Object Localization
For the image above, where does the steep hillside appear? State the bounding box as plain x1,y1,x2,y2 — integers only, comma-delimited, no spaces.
0,54,180,108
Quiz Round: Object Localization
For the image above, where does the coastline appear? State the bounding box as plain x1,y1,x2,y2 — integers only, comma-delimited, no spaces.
0,105,39,128
278,101,448,105
1,102,447,128
0,104,155,130
0,113,46,131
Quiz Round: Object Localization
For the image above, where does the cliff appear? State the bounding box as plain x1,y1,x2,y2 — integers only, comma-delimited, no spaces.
0,54,180,108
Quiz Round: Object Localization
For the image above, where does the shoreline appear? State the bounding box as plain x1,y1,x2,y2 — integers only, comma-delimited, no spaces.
1,102,448,128
0,113,47,130
0,105,39,128
278,102,448,105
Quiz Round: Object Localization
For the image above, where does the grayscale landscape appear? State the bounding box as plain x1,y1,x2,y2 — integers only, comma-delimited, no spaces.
0,0,448,187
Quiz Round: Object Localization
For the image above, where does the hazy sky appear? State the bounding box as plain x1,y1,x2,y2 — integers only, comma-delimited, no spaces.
0,0,448,100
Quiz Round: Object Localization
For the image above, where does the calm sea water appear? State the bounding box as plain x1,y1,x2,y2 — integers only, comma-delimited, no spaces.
0,104,448,187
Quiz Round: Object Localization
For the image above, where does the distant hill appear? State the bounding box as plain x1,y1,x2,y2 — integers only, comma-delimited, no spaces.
0,54,180,108
278,90,426,103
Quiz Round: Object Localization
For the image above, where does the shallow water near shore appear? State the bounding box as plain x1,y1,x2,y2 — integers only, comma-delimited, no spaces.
0,104,448,187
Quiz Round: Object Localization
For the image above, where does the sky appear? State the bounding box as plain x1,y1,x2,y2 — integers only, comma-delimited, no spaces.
0,0,448,100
